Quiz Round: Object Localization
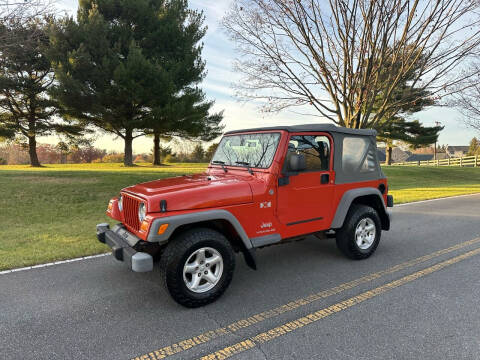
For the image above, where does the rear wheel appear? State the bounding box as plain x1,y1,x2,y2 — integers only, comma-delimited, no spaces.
336,204,381,259
159,228,235,307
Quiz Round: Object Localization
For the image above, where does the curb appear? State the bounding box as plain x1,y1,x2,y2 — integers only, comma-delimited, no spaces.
0,253,110,276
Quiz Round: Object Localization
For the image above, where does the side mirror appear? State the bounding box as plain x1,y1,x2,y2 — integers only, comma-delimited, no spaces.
288,153,306,172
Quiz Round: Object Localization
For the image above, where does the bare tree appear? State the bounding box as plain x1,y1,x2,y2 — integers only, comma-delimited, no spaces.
0,1,54,23
451,62,480,131
0,1,56,45
223,0,480,129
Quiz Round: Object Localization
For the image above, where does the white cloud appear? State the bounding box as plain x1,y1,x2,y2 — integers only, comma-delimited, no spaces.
190,0,233,32
55,0,77,15
202,82,234,97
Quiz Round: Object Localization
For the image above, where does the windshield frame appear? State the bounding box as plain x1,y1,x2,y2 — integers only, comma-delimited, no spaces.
210,131,282,170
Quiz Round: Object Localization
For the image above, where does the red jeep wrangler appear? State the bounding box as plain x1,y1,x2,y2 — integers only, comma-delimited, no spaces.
97,124,393,307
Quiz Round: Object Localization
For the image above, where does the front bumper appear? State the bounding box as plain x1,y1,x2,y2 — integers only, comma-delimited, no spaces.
96,223,153,272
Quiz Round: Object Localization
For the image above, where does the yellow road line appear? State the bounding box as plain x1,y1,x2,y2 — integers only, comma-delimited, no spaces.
131,237,480,360
200,246,480,360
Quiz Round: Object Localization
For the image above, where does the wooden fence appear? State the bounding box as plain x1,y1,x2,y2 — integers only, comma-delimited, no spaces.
392,155,479,167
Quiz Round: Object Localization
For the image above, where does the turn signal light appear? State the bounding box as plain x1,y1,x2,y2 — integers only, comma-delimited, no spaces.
140,220,149,232
157,223,169,235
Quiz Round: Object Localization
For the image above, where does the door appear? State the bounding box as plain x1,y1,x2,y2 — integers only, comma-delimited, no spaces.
276,133,335,230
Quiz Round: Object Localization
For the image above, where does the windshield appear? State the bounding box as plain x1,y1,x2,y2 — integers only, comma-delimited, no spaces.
211,132,281,169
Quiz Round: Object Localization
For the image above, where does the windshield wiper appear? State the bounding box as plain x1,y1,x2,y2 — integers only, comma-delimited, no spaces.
212,160,227,173
235,161,254,175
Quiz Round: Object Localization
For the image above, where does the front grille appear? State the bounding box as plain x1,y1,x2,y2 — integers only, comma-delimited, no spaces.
122,194,141,232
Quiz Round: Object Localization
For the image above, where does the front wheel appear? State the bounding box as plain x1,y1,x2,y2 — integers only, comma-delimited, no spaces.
336,204,381,260
159,228,235,307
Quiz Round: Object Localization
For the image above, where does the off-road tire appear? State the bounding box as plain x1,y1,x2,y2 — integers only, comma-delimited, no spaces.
336,204,381,260
159,228,235,307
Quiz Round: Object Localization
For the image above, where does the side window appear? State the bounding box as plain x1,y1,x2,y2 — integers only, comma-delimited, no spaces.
342,137,376,174
287,135,330,171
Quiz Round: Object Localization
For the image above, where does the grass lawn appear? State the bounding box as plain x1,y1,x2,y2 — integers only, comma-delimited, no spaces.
0,163,207,271
0,163,479,270
384,166,480,204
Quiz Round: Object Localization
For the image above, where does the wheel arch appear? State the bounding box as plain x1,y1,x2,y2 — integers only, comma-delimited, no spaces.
148,210,257,269
331,188,390,230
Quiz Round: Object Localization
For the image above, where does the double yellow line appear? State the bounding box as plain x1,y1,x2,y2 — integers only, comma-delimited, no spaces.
200,246,480,359
132,237,480,360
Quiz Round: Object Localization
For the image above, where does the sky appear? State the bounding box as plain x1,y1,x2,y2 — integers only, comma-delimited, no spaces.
46,0,477,153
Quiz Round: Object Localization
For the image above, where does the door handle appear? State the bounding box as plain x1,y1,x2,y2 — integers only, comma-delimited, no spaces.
321,174,329,184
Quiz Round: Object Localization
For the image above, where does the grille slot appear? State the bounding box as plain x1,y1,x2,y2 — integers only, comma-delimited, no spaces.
122,194,141,232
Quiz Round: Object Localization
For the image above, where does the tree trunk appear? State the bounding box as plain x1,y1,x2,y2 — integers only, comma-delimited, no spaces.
28,136,41,167
153,133,161,166
124,130,134,166
386,145,393,165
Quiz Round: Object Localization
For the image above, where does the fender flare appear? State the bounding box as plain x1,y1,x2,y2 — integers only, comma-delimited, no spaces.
330,187,389,229
147,209,253,250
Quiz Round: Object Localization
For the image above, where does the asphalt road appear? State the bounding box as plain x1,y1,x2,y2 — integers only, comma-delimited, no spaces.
1,194,480,360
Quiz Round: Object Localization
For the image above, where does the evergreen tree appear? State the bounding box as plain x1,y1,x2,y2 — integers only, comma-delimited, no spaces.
148,88,223,165
0,19,82,166
50,0,220,166
371,50,442,165
190,143,205,162
377,118,443,164
205,142,219,161
139,1,223,165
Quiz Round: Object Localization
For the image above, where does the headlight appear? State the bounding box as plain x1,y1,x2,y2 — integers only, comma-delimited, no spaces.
138,202,146,222
118,194,123,211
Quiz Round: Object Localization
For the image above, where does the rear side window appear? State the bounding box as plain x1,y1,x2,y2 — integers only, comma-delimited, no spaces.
288,135,330,171
342,137,376,174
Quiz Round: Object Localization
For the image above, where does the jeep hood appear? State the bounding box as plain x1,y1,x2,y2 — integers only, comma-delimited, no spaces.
123,173,253,212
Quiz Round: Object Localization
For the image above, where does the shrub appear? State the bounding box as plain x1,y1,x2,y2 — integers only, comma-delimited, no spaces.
134,153,153,163
101,153,124,163
164,154,174,163
0,143,30,164
69,145,106,163
190,144,205,162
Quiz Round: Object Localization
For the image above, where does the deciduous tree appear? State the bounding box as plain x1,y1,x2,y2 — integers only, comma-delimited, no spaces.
468,137,479,156
0,0,54,35
223,0,480,130
452,62,480,132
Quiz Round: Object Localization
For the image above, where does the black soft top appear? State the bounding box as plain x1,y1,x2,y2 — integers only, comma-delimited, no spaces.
225,123,376,136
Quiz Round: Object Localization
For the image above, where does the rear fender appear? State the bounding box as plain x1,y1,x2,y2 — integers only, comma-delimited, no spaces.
331,188,390,230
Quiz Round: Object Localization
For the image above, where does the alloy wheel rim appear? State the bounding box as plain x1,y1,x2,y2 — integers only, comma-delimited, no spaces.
183,247,224,293
355,218,376,250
